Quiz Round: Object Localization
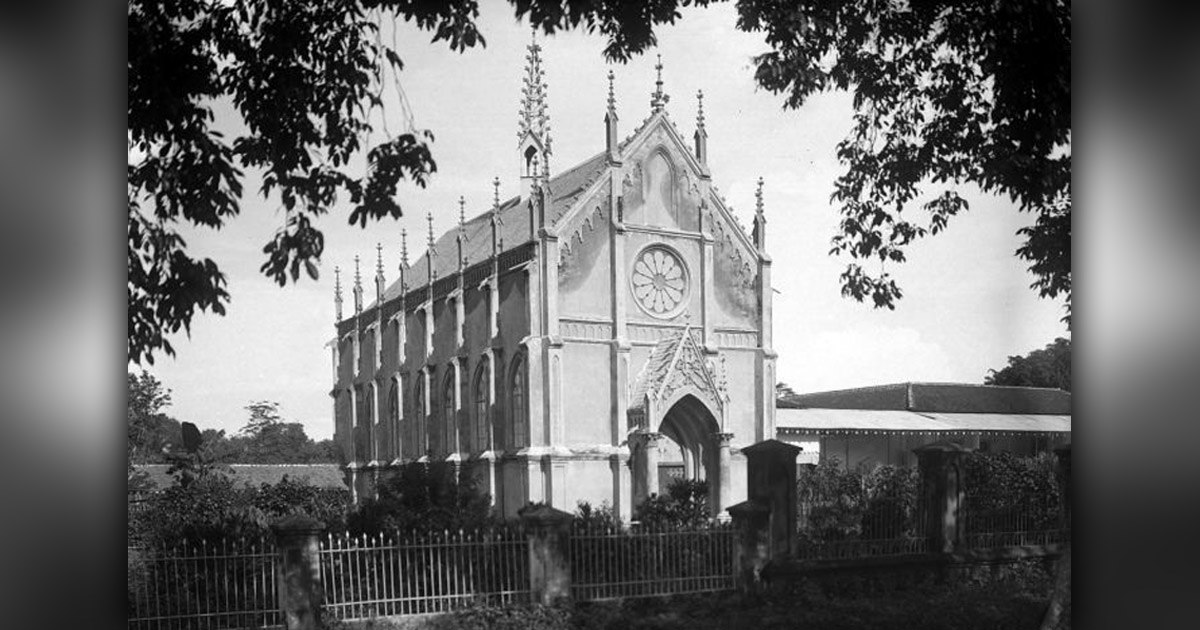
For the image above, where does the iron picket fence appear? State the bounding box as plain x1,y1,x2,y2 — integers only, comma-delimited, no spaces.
319,525,531,621
568,521,736,600
127,538,281,630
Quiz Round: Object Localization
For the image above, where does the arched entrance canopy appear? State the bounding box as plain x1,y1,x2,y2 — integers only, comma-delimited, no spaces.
627,327,732,514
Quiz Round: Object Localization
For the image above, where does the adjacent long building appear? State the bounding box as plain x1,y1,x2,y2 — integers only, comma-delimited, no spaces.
330,38,775,520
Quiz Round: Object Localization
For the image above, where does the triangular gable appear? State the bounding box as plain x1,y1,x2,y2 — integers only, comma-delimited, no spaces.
550,112,761,274
627,326,727,429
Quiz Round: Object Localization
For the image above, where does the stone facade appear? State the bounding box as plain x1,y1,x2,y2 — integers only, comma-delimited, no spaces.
330,40,774,521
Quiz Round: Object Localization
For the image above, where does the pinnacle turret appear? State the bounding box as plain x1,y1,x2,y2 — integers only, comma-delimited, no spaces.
753,177,767,252
518,29,552,182
605,69,620,162
352,255,363,314
374,243,385,301
650,54,669,112
334,266,343,322
694,89,708,170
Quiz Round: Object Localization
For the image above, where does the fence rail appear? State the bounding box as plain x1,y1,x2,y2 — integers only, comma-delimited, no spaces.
127,538,281,630
569,522,736,600
320,527,531,620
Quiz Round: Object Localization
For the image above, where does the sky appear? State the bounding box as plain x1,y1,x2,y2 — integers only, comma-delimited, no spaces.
132,2,1069,441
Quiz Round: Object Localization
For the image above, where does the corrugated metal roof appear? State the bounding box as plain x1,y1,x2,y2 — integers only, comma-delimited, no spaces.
775,408,1071,434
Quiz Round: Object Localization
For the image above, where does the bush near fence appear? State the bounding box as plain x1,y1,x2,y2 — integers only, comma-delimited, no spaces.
129,473,351,548
795,460,925,559
961,451,1066,547
794,452,1066,558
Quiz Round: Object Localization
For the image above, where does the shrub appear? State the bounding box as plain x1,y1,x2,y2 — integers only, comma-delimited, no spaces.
573,500,622,531
347,461,497,536
962,451,1063,533
129,471,351,548
797,460,920,543
634,478,710,528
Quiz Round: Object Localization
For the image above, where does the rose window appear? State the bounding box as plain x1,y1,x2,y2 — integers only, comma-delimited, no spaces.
632,246,689,318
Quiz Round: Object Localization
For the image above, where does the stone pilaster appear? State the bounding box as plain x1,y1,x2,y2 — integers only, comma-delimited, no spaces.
713,432,734,519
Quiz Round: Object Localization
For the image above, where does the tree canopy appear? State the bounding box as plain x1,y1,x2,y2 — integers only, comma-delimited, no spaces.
129,0,1070,365
985,337,1070,391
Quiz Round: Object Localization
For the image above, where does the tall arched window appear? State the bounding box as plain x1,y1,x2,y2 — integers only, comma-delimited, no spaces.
368,382,379,461
412,377,426,459
441,370,456,457
509,355,528,448
473,358,491,453
388,379,400,461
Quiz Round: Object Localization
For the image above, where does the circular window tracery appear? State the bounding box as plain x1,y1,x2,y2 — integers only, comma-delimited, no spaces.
631,245,689,318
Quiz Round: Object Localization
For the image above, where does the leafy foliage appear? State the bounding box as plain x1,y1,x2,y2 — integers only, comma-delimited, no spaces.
127,370,176,467
572,500,623,531
735,0,1071,322
797,459,920,543
985,336,1071,391
962,450,1063,534
634,478,711,527
130,472,351,548
775,381,801,408
348,461,497,535
127,0,476,364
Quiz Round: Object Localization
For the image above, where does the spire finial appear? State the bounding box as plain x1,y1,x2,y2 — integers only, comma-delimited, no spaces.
492,177,501,211
458,196,466,229
353,255,363,313
334,265,343,320
400,228,409,268
755,177,764,217
650,54,669,112
753,177,767,252
519,27,552,171
376,243,384,276
426,210,435,254
607,70,616,111
696,89,705,129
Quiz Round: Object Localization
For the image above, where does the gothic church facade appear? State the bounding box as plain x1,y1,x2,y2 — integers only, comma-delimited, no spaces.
331,38,776,520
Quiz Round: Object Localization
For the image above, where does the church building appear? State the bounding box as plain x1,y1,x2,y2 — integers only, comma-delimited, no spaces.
330,36,776,521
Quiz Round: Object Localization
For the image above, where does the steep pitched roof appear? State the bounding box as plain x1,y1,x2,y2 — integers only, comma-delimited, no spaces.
629,332,684,410
368,150,610,309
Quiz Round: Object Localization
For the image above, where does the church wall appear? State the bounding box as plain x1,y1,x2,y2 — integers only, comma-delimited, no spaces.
709,238,759,331
560,342,613,447
558,210,611,319
333,390,352,462
719,348,761,446
563,458,617,510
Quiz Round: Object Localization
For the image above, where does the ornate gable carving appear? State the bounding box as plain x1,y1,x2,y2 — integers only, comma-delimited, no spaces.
627,327,726,430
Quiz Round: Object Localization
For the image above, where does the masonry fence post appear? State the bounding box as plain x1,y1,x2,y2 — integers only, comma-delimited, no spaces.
727,500,771,590
914,441,970,554
519,504,574,605
270,514,326,630
740,439,801,558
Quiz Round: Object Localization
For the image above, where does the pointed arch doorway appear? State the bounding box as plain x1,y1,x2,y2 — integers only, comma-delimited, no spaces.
628,327,735,519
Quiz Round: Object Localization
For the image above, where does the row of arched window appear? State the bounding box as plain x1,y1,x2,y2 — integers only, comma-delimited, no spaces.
352,353,529,463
